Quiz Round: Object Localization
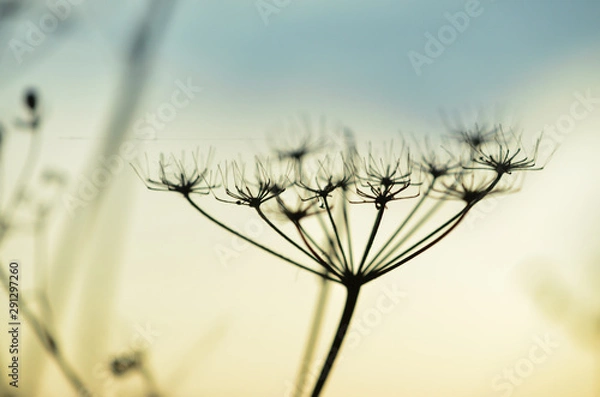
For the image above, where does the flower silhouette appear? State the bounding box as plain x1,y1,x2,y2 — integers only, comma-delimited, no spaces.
137,122,548,396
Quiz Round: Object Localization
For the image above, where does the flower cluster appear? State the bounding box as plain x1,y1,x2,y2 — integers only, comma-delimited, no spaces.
137,122,548,397
134,149,215,195
137,124,545,285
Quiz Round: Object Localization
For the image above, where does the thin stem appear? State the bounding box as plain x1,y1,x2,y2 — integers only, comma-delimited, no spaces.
293,275,332,397
295,224,343,279
366,207,471,282
255,207,321,264
310,283,361,397
365,185,432,270
0,129,41,244
357,205,385,275
341,190,354,268
370,172,504,275
184,195,339,283
0,142,4,205
315,211,344,269
0,266,91,396
28,208,54,395
375,206,468,274
323,197,350,273
297,222,336,267
35,208,52,306
139,363,161,397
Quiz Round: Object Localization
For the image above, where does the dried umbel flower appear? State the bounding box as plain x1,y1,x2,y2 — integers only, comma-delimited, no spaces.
415,137,461,181
353,143,416,209
467,128,545,175
216,159,290,208
137,122,548,397
275,195,323,225
273,129,327,164
453,123,498,149
296,154,356,202
269,115,333,162
133,149,215,195
432,171,513,205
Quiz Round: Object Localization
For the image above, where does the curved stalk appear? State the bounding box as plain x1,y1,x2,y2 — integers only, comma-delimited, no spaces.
0,266,90,396
370,172,505,276
184,194,339,283
0,130,42,244
341,190,354,268
366,208,471,282
375,206,468,273
295,224,343,279
357,205,385,275
323,198,350,272
255,207,320,264
314,211,344,270
365,185,431,269
310,283,361,397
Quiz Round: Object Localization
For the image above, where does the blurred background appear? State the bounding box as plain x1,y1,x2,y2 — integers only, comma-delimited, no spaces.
0,0,599,396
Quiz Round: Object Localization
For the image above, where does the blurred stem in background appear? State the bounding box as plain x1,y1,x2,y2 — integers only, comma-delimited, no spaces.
0,264,90,396
0,91,41,244
48,1,179,393
526,251,600,397
0,0,179,394
293,275,331,397
0,90,90,395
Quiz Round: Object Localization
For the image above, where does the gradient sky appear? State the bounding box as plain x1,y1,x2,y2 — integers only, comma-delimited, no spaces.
1,1,600,396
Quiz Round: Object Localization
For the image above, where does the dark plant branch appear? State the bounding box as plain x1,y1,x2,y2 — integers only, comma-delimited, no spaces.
310,283,361,397
184,194,338,282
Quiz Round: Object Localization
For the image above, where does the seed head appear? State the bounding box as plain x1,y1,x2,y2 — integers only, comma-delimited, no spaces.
353,143,416,208
24,88,38,112
217,158,289,208
467,128,544,175
454,123,498,149
296,154,355,202
134,149,215,195
433,171,511,205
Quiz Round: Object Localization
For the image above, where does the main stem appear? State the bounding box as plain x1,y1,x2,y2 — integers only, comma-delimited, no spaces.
311,283,361,397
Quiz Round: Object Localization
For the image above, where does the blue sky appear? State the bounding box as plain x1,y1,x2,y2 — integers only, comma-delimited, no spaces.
2,0,599,142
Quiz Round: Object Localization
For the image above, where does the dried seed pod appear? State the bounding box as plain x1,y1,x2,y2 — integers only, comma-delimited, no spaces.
24,88,38,112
